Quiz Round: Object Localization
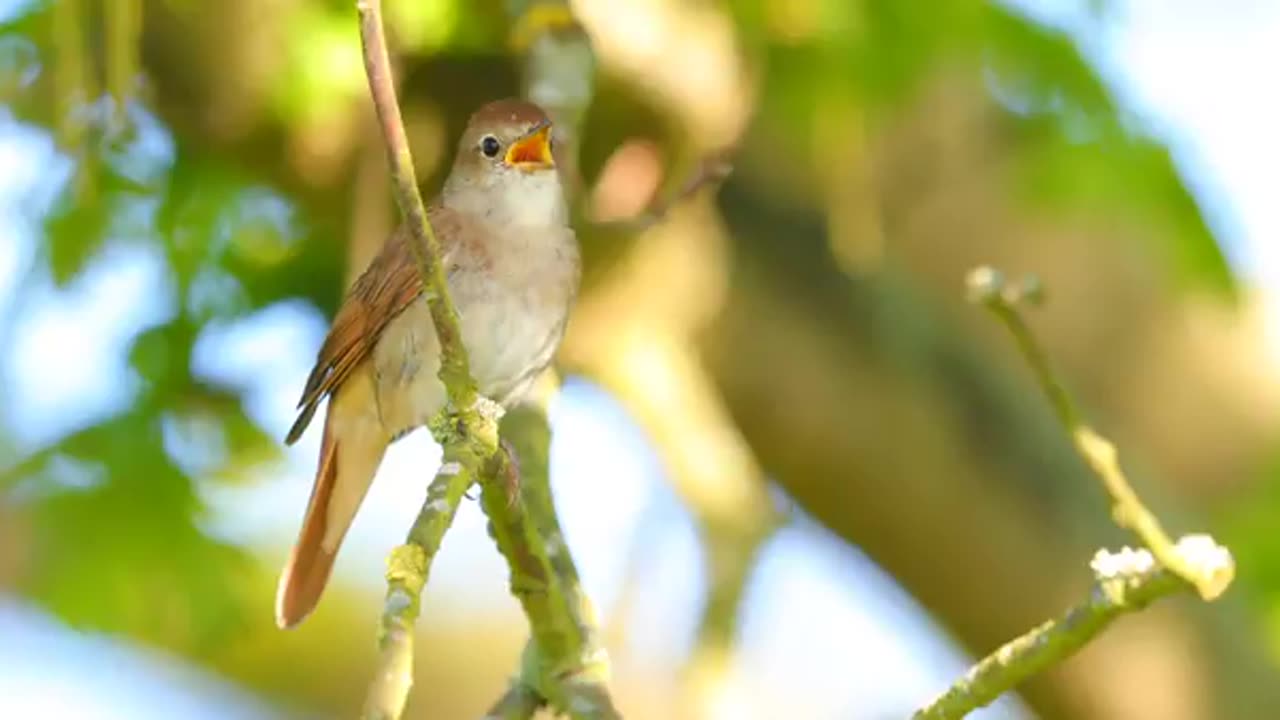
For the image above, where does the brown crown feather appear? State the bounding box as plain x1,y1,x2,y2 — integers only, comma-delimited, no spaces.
465,98,550,131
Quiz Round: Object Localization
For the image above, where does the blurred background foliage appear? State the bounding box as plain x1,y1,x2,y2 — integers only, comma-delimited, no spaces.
2,0,1279,718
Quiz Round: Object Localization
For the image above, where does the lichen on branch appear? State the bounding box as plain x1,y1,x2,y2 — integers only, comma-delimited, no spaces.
354,1,502,717
354,1,620,718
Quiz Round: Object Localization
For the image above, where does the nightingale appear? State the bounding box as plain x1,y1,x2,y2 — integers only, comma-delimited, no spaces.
275,98,579,629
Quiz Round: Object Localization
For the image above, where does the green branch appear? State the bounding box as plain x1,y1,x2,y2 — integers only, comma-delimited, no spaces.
482,407,618,719
479,432,618,719
356,1,615,717
965,266,1232,601
363,466,474,720
912,267,1238,719
354,1,502,717
913,536,1233,720
355,0,478,407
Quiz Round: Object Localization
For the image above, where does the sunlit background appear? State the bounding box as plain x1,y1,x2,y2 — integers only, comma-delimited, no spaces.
2,1,1279,719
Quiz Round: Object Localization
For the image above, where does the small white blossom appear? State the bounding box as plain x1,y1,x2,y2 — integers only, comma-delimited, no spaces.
1090,546,1155,579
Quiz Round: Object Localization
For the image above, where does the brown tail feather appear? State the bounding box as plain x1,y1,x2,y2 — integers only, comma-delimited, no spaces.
276,396,388,629
275,416,341,629
277,361,390,629
285,399,320,446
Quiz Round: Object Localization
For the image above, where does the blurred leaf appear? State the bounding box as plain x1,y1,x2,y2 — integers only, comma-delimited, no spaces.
44,182,111,284
0,31,40,102
843,0,985,104
156,157,242,288
743,0,1234,295
13,414,249,647
168,384,282,485
272,4,366,125
1009,113,1233,295
983,4,1113,116
385,0,462,53
128,320,196,398
25,468,249,647
42,163,137,285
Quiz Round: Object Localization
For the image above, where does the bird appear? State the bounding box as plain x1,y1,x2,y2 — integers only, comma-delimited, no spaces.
274,98,580,629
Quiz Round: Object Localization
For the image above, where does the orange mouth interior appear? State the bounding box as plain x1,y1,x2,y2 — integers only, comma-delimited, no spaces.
504,124,554,168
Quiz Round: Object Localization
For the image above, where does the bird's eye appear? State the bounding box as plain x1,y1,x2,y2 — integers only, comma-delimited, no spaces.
480,135,501,158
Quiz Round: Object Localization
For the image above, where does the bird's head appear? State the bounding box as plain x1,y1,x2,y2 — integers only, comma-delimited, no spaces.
444,99,565,226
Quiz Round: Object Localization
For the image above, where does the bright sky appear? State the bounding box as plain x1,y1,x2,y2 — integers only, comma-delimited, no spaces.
2,1,1279,718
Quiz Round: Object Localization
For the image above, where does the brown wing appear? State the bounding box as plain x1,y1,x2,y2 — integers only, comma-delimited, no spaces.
284,206,469,445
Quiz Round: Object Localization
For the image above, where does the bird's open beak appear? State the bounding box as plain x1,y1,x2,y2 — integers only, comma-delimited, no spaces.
504,121,555,171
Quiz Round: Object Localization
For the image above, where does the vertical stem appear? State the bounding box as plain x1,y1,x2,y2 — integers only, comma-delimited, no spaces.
105,0,140,133
355,0,478,407
354,1,504,717
968,268,1227,600
481,408,618,719
52,0,96,202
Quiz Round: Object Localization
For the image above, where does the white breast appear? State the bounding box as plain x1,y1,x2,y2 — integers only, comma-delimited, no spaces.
466,223,577,399
370,223,578,438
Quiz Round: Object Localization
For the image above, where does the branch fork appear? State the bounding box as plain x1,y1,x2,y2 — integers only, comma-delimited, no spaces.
354,1,616,719
915,266,1239,719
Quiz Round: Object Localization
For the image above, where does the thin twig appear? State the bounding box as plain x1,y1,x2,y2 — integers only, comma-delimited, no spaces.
104,0,139,134
965,266,1232,601
356,0,477,404
916,267,1238,719
355,1,503,717
363,466,473,720
913,536,1233,720
360,0,619,713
